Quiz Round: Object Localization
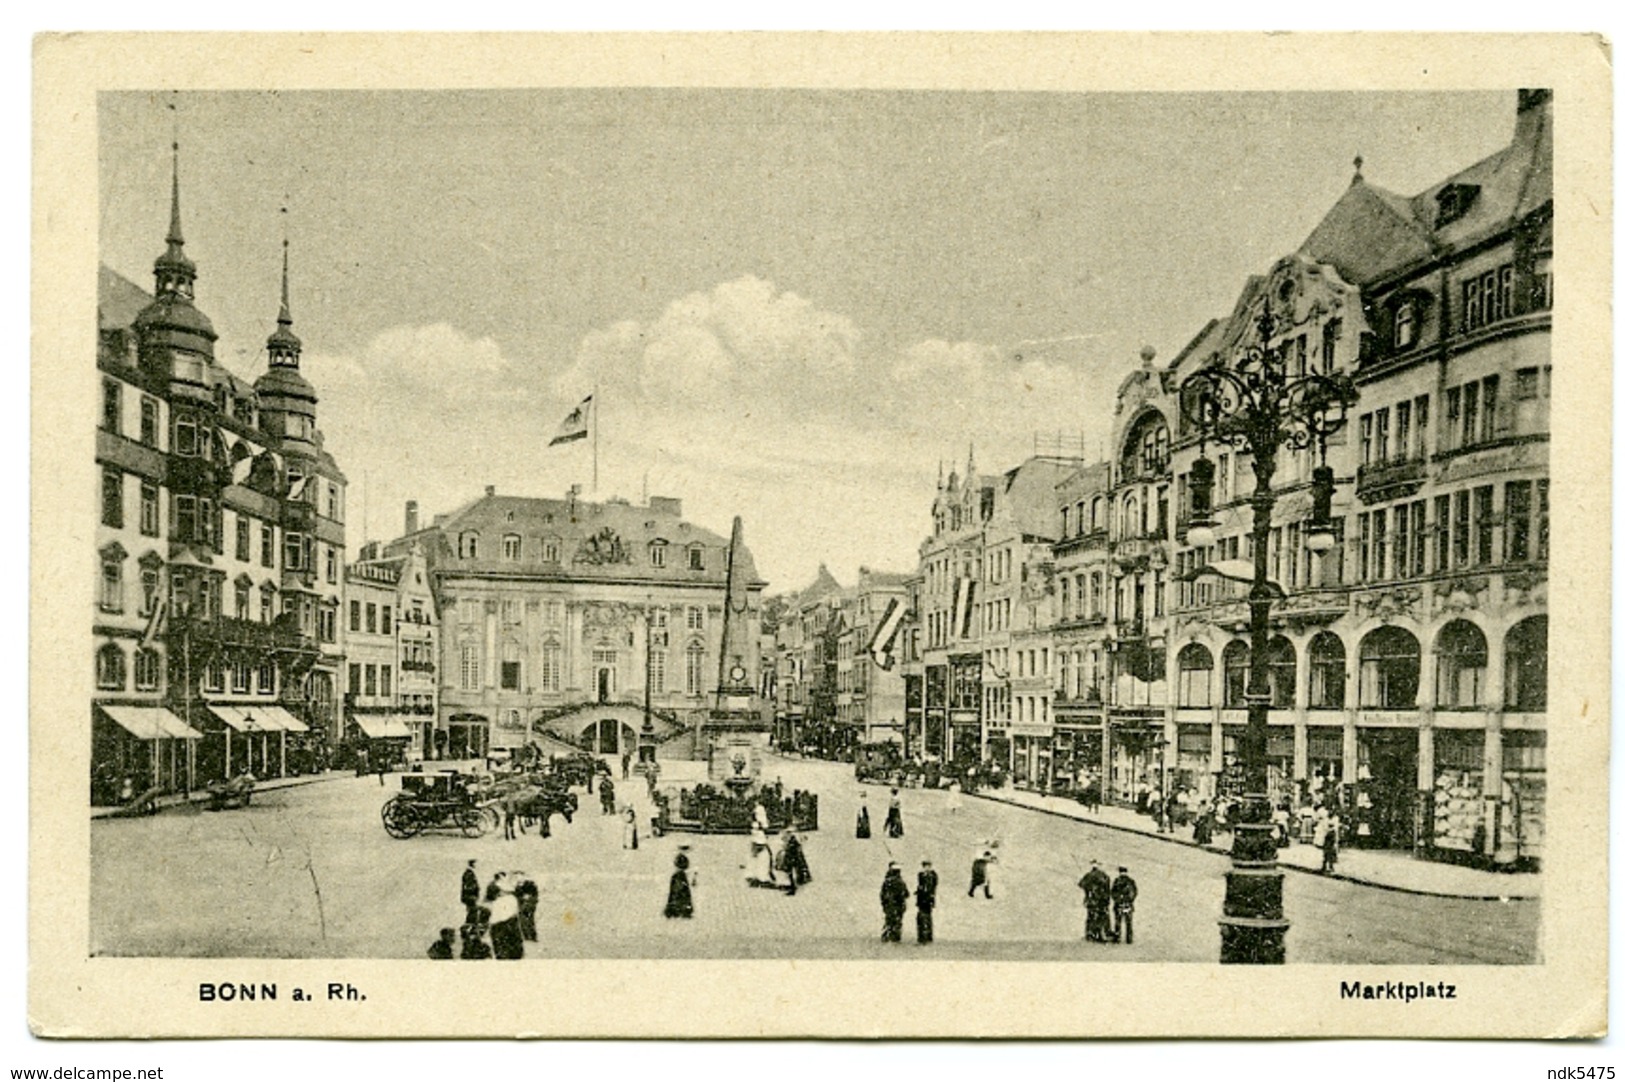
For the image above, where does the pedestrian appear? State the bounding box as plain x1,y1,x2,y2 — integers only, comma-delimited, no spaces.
1194,802,1215,846
426,927,456,960
354,746,369,779
1078,859,1112,941
855,791,872,839
376,752,388,787
600,776,616,816
622,806,640,850
945,779,963,813
1110,865,1138,945
1321,811,1340,873
746,823,777,888
664,851,694,919
460,859,481,924
884,788,905,838
915,860,939,944
968,848,996,899
488,876,524,960
783,830,812,891
880,862,909,942
502,793,520,841
515,874,539,942
458,923,492,960
621,751,632,780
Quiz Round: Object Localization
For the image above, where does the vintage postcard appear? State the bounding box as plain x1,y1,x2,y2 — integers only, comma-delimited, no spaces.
30,32,1610,1039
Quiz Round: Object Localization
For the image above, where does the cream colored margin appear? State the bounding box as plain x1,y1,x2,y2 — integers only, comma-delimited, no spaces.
30,31,1612,1039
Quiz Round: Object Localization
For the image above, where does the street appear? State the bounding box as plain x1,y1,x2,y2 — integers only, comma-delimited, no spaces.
91,754,1538,963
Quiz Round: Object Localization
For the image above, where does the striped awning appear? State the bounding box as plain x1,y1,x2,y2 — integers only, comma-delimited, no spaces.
353,715,414,740
99,705,203,741
259,705,309,733
209,705,277,732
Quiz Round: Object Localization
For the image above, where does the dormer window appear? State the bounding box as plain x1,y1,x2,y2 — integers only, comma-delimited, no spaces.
542,536,561,563
458,531,479,559
688,545,705,571
1394,300,1418,349
1435,183,1479,228
649,540,667,568
502,533,522,561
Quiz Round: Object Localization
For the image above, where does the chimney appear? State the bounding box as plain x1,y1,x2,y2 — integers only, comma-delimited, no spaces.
1514,88,1551,149
405,500,419,535
485,485,496,497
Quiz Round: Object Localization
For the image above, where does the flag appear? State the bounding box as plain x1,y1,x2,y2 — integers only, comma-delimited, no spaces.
549,395,593,446
867,596,907,670
287,475,310,501
230,455,254,485
953,578,977,640
141,597,167,649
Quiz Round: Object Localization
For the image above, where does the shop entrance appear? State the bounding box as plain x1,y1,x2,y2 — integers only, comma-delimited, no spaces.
1355,728,1417,849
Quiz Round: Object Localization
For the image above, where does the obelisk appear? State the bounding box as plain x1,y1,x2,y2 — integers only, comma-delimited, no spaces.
703,516,768,785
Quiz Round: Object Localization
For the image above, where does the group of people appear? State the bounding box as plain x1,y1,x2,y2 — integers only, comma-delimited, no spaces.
880,860,939,944
1076,860,1138,944
746,800,814,894
429,859,538,960
854,789,906,840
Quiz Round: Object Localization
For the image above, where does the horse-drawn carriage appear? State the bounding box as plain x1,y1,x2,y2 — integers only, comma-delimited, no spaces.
381,771,498,838
491,773,579,833
207,772,257,811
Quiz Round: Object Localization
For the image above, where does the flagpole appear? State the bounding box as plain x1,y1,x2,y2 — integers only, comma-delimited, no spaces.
592,384,599,497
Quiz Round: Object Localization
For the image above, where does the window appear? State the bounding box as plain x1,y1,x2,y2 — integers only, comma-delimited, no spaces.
234,579,250,619
319,606,335,643
1177,643,1213,708
139,482,159,536
1462,381,1479,448
140,565,160,616
348,663,361,695
140,397,158,446
689,546,705,571
99,551,123,612
327,483,339,521
1481,374,1499,442
1394,301,1417,348
366,603,377,634
649,648,666,694
1506,481,1533,562
101,468,123,528
1435,620,1489,709
1321,319,1340,371
134,648,160,691
382,605,392,634
1513,365,1551,434
96,644,126,690
501,640,521,690
231,662,251,694
284,532,304,571
260,586,274,624
174,413,197,456
258,662,274,694
543,538,560,562
204,662,224,694
460,645,480,691
1473,486,1495,565
502,533,522,560
261,524,274,567
350,600,361,632
1453,491,1471,567
1359,627,1420,709
1414,395,1430,457
686,606,705,631
1444,387,1461,451
542,641,561,692
1504,616,1548,711
1393,502,1411,578
459,532,479,559
380,666,392,698
1307,632,1345,709
325,546,337,584
103,380,121,433
1536,479,1550,561
1373,408,1390,463
1268,637,1296,708
1394,402,1411,461
1221,640,1249,708
364,664,378,696
1463,264,1514,331
685,642,707,695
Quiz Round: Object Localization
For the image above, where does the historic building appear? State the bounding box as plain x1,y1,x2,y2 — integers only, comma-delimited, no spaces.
384,489,765,759
341,541,436,762
770,565,845,756
836,568,912,746
92,150,347,802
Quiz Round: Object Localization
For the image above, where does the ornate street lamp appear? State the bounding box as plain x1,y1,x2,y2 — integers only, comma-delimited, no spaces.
1178,303,1357,964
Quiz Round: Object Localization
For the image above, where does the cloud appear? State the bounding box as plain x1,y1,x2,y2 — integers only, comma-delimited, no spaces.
311,277,1139,590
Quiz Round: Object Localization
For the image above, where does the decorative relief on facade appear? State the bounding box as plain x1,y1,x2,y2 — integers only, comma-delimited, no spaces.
1433,576,1489,614
1357,587,1423,623
581,601,635,638
574,526,629,565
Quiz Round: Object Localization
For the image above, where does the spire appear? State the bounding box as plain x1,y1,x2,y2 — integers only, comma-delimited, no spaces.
153,140,197,299
278,236,292,325
267,208,303,367
1351,153,1364,185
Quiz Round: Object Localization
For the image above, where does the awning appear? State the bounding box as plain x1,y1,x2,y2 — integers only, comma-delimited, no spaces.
209,705,276,733
353,715,415,740
99,705,203,741
259,705,309,733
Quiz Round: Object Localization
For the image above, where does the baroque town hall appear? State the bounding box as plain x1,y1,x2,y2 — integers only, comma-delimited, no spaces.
93,149,347,802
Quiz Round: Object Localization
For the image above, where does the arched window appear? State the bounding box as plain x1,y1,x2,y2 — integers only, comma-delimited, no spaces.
1359,626,1420,709
685,641,707,696
1435,620,1489,709
1122,495,1139,539
1308,631,1346,709
1222,640,1249,707
1504,616,1547,711
1177,643,1214,708
96,643,126,690
1091,496,1104,532
1268,636,1297,708
541,640,562,693
134,647,161,691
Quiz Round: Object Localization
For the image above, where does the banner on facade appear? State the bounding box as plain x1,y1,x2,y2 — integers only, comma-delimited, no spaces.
867,596,906,670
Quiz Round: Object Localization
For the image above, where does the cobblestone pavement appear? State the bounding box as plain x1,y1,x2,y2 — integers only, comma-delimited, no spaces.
91,754,1538,963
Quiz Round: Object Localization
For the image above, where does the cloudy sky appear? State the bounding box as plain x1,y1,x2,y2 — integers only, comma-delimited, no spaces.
99,89,1518,592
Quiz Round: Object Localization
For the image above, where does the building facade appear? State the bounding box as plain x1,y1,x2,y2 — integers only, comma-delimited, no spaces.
384,489,765,759
93,153,346,801
342,542,437,763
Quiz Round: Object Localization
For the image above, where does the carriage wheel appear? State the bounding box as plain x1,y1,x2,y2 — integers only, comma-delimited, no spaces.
459,807,490,837
481,805,502,834
381,798,417,839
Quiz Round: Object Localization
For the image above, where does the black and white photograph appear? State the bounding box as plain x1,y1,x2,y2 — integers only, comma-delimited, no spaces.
30,32,1610,1041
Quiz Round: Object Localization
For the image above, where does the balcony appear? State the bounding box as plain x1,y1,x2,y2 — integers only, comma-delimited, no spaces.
172,612,313,652
1356,457,1427,504
400,659,436,674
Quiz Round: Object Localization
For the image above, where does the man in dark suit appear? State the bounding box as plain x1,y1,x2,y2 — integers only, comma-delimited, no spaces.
1078,860,1112,942
915,861,939,944
460,859,481,924
1111,866,1139,945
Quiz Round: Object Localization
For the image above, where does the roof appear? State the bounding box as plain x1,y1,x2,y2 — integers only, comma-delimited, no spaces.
1299,93,1552,286
99,267,153,332
997,456,1089,540
797,564,845,604
402,492,764,588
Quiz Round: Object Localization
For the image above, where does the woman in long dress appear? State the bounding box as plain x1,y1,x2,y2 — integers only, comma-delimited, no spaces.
664,852,694,918
856,791,872,839
622,806,639,850
487,878,524,960
884,789,905,838
746,824,777,886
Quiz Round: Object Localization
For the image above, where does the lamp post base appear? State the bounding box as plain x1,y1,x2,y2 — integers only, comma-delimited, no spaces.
1220,820,1289,964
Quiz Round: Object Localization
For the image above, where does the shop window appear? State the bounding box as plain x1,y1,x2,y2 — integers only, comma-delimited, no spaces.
1307,632,1346,709
1358,626,1420,709
1176,643,1213,708
1504,616,1548,711
1221,640,1249,707
96,644,126,690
